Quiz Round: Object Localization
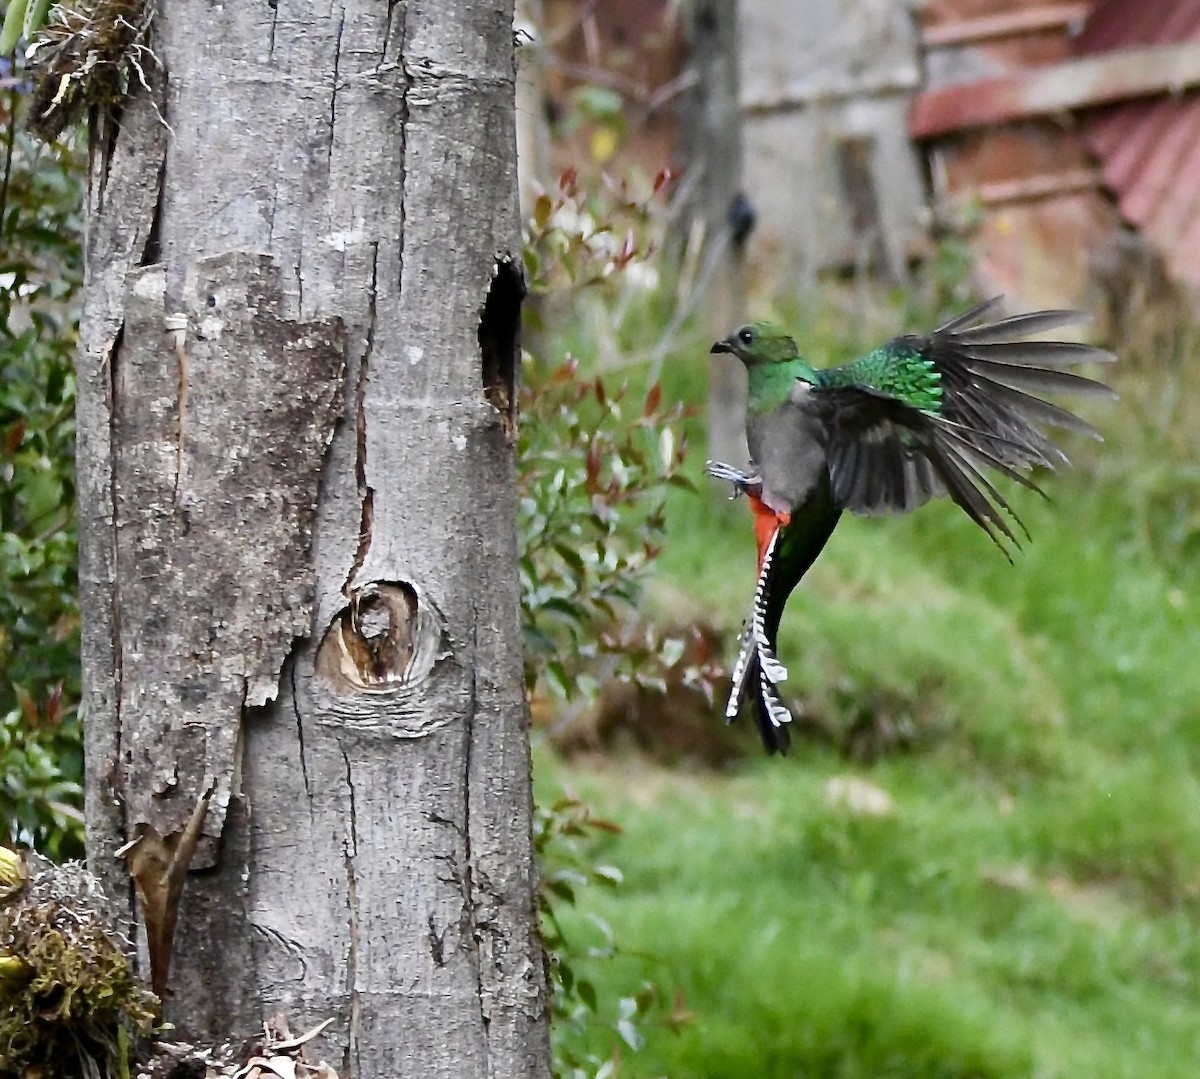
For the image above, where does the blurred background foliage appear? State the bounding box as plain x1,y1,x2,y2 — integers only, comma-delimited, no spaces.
4,7,1200,1078
0,82,83,861
511,37,1200,1073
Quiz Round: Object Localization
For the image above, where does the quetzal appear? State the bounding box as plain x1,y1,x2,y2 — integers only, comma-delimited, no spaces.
707,298,1115,754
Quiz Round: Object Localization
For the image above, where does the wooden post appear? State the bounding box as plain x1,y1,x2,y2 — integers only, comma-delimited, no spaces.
682,0,750,467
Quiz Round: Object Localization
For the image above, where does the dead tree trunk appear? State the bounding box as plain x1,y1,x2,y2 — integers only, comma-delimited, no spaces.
76,3,550,1075
682,0,749,466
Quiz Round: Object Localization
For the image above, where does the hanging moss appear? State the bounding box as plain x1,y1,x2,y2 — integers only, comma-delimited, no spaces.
25,0,157,141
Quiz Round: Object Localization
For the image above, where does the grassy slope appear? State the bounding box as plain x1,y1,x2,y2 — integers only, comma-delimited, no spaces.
539,296,1200,1077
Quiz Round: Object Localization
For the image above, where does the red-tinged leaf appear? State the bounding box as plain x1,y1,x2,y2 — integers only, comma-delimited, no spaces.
44,682,62,727
585,443,602,491
653,166,674,196
594,379,607,407
4,419,26,455
558,165,578,195
643,382,661,417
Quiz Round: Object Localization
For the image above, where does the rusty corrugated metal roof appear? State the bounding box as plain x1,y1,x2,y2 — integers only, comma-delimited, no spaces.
912,1,1120,307
911,40,1200,137
1077,0,1200,286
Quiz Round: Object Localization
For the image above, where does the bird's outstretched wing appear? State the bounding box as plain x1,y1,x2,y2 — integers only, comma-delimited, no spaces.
909,298,1116,464
812,299,1116,554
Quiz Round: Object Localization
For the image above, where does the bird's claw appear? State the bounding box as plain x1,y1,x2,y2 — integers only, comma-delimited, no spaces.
705,459,762,500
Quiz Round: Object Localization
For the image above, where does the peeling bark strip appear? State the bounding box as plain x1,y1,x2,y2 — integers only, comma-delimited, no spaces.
78,2,550,1074
112,252,345,864
77,86,168,907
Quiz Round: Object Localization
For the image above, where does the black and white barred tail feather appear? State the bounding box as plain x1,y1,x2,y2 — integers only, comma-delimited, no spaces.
725,528,794,754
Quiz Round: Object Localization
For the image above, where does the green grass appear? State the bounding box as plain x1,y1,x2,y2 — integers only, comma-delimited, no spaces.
537,291,1200,1077
538,750,1200,1077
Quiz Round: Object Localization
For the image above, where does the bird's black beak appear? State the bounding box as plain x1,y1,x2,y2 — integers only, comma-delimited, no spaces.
710,339,732,354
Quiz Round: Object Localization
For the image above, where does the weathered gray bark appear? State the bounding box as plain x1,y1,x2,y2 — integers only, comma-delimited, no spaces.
682,0,749,466
77,4,549,1076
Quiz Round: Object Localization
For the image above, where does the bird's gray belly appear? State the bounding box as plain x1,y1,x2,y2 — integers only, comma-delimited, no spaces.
746,404,826,514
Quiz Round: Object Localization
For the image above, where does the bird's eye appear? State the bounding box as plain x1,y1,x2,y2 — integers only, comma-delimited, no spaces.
738,328,755,345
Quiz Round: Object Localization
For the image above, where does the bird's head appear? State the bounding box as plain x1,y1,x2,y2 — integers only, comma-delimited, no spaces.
710,322,799,366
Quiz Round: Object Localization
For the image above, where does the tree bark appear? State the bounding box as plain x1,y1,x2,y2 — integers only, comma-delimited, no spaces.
77,4,549,1076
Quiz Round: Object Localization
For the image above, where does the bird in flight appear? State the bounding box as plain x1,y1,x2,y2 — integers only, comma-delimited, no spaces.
707,298,1116,754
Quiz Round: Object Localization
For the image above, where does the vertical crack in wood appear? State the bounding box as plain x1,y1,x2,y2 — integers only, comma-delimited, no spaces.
289,662,313,805
427,913,447,968
380,0,400,68
395,12,410,291
142,149,165,267
345,242,379,595
328,11,345,168
340,745,360,1075
169,319,188,510
479,254,525,443
107,326,125,787
464,611,493,1059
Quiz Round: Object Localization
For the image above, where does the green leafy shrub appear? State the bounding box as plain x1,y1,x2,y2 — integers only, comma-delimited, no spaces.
520,169,702,1076
518,358,696,703
535,793,680,1079
518,166,719,711
0,97,84,859
1,704,81,861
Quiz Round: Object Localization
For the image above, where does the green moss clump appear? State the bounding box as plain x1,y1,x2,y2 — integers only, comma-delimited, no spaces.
0,855,158,1079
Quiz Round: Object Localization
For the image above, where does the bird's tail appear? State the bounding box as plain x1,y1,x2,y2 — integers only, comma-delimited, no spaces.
725,527,794,754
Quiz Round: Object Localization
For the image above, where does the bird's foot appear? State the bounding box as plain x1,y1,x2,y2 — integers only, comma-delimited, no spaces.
705,459,762,499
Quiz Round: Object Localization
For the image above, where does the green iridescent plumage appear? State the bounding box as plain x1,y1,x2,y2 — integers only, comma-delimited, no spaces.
823,346,944,412
709,298,1116,754
746,359,815,413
